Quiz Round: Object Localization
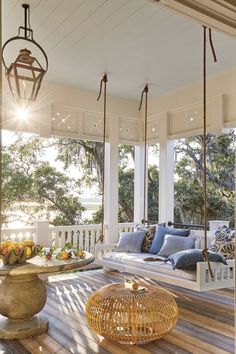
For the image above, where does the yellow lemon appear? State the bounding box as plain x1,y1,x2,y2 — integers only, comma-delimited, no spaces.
6,240,13,247
24,247,32,257
77,249,85,257
21,240,34,247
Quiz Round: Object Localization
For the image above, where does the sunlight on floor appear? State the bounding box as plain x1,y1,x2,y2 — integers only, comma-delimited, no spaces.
48,272,84,282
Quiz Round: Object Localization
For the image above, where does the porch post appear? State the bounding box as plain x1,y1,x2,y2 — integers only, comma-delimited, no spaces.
34,220,51,247
158,113,174,223
104,115,119,243
134,145,145,223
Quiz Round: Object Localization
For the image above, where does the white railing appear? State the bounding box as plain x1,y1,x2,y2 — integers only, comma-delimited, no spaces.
1,227,35,243
0,222,136,254
118,222,135,232
50,224,101,254
50,223,136,254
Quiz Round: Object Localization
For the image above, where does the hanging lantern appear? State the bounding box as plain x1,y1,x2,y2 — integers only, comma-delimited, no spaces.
2,4,48,102
6,48,45,101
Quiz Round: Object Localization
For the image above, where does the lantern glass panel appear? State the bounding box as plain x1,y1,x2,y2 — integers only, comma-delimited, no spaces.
16,64,36,100
6,65,18,99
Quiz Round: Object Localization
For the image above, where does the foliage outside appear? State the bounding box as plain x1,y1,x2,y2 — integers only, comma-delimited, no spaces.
1,130,235,227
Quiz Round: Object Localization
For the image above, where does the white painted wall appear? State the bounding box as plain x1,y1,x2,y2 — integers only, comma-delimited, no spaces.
3,67,236,142
2,78,140,143
148,67,236,140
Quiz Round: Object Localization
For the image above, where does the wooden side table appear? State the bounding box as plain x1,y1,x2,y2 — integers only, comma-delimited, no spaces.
86,283,178,344
0,252,94,340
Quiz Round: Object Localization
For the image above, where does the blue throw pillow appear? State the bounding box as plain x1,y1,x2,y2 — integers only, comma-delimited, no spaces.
148,226,190,254
157,235,196,257
167,249,227,270
116,231,146,253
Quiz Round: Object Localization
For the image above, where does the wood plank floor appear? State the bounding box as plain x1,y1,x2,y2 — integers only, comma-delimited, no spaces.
0,269,234,354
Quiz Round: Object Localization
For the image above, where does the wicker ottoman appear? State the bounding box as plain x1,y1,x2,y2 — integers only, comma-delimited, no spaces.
86,283,178,344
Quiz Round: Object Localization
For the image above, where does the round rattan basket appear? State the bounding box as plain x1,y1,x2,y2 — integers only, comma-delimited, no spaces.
86,283,178,344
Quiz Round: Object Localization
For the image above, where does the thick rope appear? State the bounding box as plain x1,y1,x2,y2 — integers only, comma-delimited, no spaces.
202,26,217,279
0,89,1,243
96,74,108,243
139,84,149,222
208,28,217,63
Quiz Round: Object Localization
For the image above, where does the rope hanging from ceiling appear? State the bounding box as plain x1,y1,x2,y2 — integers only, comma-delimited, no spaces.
96,73,108,243
139,84,149,223
202,26,217,278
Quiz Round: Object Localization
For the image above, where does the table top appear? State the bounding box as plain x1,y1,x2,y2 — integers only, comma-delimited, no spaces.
0,252,95,276
98,283,171,298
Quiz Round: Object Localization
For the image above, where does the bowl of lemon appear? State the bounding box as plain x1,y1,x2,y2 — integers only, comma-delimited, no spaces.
0,239,42,265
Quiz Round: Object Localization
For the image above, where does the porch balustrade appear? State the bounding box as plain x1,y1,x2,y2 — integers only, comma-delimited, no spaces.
0,222,135,254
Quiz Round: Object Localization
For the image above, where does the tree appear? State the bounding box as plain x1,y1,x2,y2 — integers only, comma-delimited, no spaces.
53,137,103,192
147,165,159,222
174,131,236,226
2,134,85,226
118,167,134,222
3,130,234,228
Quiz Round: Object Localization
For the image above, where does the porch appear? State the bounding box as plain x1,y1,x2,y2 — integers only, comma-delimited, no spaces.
1,1,235,352
2,1,236,242
0,268,233,354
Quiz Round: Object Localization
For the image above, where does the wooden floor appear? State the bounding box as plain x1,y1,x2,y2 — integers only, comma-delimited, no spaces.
0,269,234,354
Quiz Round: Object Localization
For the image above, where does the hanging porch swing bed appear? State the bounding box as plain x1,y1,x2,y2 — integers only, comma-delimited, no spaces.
95,235,235,292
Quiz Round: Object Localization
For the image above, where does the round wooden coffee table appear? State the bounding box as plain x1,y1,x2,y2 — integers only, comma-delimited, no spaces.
0,252,94,339
86,283,178,344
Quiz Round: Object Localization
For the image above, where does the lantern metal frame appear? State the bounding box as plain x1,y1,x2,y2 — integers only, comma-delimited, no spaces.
2,3,48,101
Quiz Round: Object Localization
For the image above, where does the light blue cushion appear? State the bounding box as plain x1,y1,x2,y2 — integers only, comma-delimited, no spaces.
157,235,196,257
148,226,190,254
116,231,146,253
167,249,228,270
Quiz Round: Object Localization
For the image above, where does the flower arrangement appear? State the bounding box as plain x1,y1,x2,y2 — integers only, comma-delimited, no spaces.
0,239,42,265
39,242,85,260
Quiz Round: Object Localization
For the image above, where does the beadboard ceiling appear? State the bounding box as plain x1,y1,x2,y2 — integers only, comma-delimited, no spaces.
2,0,236,100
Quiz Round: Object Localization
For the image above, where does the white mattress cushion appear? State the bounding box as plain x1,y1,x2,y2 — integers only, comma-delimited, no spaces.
103,251,196,281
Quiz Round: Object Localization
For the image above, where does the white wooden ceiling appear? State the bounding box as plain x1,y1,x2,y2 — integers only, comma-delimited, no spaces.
2,0,236,100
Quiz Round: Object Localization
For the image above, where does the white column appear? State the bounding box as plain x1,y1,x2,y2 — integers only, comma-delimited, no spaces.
158,112,175,223
104,115,119,243
34,220,51,247
134,145,145,223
